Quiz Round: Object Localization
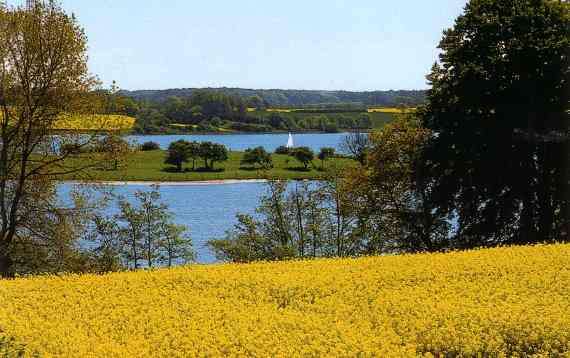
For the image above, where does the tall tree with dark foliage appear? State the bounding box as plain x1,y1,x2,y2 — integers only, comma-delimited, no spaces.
418,0,569,247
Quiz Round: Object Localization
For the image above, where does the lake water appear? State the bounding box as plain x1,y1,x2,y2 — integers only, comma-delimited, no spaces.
59,181,270,263
56,132,354,263
128,132,350,152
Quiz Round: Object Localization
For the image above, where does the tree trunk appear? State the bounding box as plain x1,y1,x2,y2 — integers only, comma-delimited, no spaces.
335,191,343,256
560,115,570,242
132,234,139,269
537,143,553,242
294,191,305,257
146,213,154,268
0,247,14,278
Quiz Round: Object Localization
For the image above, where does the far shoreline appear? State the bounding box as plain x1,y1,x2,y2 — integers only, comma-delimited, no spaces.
61,179,272,186
127,130,356,136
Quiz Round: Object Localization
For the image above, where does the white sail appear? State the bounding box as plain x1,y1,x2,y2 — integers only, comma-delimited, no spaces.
286,133,294,148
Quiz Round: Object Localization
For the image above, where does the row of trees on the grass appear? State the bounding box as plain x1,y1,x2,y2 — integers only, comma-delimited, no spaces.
164,140,229,171
241,146,337,170
163,140,339,172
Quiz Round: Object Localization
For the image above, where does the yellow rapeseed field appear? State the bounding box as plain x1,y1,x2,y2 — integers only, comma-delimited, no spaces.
1,112,135,131
0,244,568,357
53,114,135,131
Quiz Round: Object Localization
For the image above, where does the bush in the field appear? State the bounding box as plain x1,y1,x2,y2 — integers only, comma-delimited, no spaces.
140,141,160,151
60,143,84,155
241,146,273,169
290,146,314,169
274,145,290,155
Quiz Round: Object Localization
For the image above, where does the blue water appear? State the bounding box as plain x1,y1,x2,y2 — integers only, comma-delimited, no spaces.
59,182,268,263
127,132,349,152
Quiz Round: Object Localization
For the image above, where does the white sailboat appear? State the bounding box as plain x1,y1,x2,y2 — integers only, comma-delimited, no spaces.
286,132,294,148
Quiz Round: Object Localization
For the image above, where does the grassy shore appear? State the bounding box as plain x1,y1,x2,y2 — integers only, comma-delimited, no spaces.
61,150,356,182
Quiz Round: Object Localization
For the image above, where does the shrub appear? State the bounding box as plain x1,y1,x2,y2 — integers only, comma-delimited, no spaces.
164,140,191,172
318,147,336,169
291,146,314,169
95,135,131,170
60,143,83,155
241,146,272,169
274,145,290,155
199,142,229,170
140,141,160,151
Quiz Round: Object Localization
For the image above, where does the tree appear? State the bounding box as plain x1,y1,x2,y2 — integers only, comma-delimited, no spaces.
365,116,450,252
114,186,193,269
274,146,290,155
157,223,194,267
358,114,372,129
164,140,190,172
187,141,201,170
241,146,273,169
116,199,144,269
208,143,229,169
418,0,569,247
208,182,297,262
208,214,272,263
0,1,100,277
133,108,170,133
319,168,357,257
10,186,103,275
135,186,165,268
341,132,370,164
291,147,314,169
199,141,228,170
88,214,124,273
317,147,335,169
97,135,131,171
140,141,160,151
207,179,360,263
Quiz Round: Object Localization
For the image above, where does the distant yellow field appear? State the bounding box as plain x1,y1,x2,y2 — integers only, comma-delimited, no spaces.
54,114,135,131
169,123,195,128
368,107,415,113
1,112,135,131
247,108,294,112
247,107,412,114
0,244,568,356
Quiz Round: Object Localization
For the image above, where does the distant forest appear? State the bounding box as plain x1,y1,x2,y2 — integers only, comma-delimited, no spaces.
108,88,421,134
120,88,426,108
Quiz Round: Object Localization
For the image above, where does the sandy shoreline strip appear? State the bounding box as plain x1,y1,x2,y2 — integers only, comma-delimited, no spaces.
63,179,269,186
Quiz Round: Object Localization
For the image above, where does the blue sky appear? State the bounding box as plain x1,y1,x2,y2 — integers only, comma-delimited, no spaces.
14,0,468,91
